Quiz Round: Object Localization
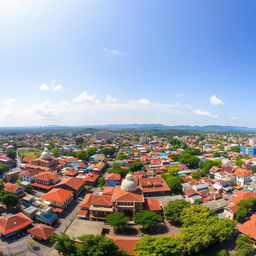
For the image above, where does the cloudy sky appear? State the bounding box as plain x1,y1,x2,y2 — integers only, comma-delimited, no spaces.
0,0,255,127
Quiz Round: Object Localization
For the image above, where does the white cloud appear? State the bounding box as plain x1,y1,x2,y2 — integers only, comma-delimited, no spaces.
31,101,60,120
105,94,117,103
72,91,100,104
39,83,50,91
52,84,63,91
104,48,127,57
210,95,223,106
193,109,218,118
231,116,237,120
39,81,63,92
0,98,17,116
130,98,152,106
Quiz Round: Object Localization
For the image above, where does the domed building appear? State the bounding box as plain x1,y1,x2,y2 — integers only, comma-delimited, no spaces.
78,172,162,220
24,147,64,175
121,173,138,192
40,147,52,160
112,173,144,216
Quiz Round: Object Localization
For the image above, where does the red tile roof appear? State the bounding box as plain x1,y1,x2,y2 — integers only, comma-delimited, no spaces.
41,188,73,203
0,213,33,235
138,177,170,193
54,177,86,191
234,168,253,177
105,173,121,180
112,186,144,202
79,194,112,209
4,183,21,194
144,198,161,211
106,235,141,255
34,172,60,182
28,224,55,240
238,214,256,239
230,191,256,204
102,187,115,195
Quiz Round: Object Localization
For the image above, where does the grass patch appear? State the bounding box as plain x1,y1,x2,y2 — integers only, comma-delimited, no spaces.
19,150,42,159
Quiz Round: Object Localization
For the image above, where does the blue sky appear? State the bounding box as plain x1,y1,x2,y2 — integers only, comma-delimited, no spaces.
0,0,255,126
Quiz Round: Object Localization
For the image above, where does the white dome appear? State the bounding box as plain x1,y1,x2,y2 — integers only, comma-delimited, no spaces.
40,147,52,160
121,173,138,192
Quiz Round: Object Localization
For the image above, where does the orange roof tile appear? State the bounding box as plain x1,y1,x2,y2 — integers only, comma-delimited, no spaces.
230,191,256,204
144,198,161,211
28,224,55,240
0,213,33,235
105,173,121,180
4,183,21,194
79,194,112,208
234,168,253,177
54,177,86,191
238,214,256,239
112,186,144,202
41,188,73,203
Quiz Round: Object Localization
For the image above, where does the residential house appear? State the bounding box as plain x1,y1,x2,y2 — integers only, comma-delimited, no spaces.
105,173,121,187
41,188,73,208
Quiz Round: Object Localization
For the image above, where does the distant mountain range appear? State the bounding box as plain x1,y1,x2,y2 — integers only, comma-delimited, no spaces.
0,124,256,133
39,124,256,132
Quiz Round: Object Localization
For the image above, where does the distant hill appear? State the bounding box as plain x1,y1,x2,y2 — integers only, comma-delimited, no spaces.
0,124,255,133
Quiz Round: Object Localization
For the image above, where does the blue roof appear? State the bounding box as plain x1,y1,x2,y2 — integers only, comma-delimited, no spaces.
39,212,57,223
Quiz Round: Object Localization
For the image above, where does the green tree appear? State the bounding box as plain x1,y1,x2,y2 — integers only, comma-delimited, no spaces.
184,147,201,155
180,205,216,227
192,170,202,180
106,212,129,231
97,177,105,188
168,165,179,176
100,147,115,157
134,235,182,256
134,211,163,230
108,163,129,178
77,234,127,256
0,180,4,190
6,149,16,160
179,153,200,169
50,233,77,256
129,161,144,172
234,235,254,256
75,150,88,160
24,184,33,193
0,190,18,208
75,137,85,146
231,146,240,153
51,147,61,157
163,175,181,194
235,159,244,167
164,199,190,224
0,164,10,174
116,152,128,160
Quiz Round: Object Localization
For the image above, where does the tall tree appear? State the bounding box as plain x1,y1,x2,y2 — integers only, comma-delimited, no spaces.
134,235,182,256
134,211,163,231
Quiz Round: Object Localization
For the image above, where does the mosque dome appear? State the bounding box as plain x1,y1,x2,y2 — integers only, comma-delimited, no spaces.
40,147,52,160
121,173,138,192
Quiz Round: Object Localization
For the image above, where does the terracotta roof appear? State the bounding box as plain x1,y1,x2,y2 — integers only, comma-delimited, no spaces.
0,213,33,235
28,224,55,240
41,188,73,203
144,198,161,211
102,187,115,195
31,183,53,190
224,204,239,214
238,214,256,239
4,183,21,194
234,168,253,177
138,177,170,193
184,189,199,197
105,173,121,180
54,177,86,191
106,235,140,255
34,172,60,182
83,173,100,183
112,186,144,202
79,194,112,209
230,191,256,204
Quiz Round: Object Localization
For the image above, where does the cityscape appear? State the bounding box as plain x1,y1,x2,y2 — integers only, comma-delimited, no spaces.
1,0,256,256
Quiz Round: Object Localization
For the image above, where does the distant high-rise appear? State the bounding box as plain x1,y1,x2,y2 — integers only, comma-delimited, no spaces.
95,130,113,140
